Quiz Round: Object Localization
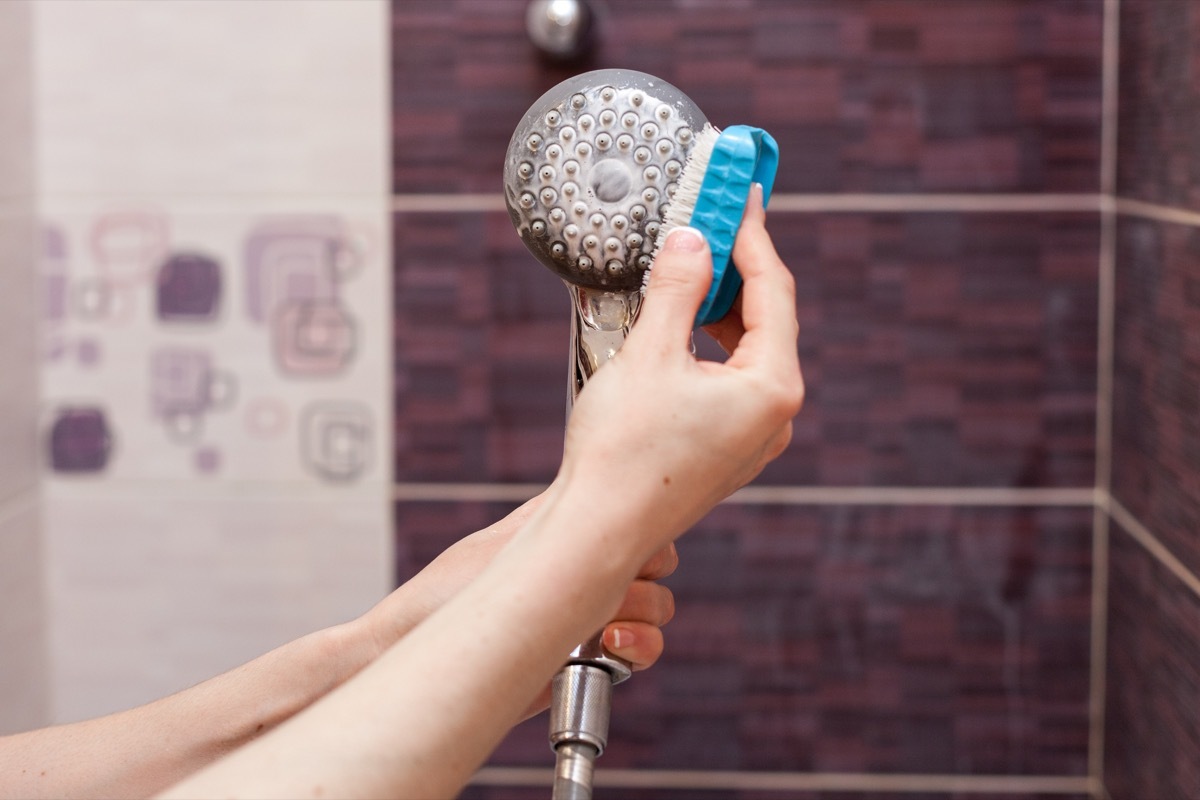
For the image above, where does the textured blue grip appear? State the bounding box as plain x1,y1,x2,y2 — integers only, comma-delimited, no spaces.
690,125,779,327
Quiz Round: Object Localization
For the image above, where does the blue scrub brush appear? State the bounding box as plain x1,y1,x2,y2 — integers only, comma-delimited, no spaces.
651,123,779,326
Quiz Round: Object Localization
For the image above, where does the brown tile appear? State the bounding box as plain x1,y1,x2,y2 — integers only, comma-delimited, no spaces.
394,501,1093,774
1117,0,1200,210
392,0,1102,194
1104,522,1200,799
394,211,1098,487
1111,216,1200,576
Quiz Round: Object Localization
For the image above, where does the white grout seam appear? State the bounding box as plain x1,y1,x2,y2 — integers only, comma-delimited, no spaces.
1106,494,1200,601
1114,196,1200,228
1087,504,1112,786
471,767,1093,794
763,193,1102,213
391,192,1105,215
1090,0,1121,792
393,482,1098,507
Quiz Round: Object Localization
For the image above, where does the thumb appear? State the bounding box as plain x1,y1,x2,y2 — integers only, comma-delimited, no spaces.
635,227,712,348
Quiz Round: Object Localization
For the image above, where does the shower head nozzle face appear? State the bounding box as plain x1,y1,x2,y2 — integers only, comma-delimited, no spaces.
504,69,709,291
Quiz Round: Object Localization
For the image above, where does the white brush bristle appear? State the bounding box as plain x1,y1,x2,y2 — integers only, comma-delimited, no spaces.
642,123,722,292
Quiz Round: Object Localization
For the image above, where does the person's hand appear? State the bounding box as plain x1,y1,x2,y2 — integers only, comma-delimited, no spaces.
560,184,803,563
354,495,677,715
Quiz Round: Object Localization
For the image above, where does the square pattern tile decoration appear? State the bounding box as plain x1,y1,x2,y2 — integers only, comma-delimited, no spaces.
1116,0,1200,210
394,211,1098,487
1111,216,1200,577
39,204,390,487
1103,525,1200,800
391,0,1102,194
395,501,1093,775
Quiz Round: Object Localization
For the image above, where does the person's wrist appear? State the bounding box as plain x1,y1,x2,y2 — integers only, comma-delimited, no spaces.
538,463,681,575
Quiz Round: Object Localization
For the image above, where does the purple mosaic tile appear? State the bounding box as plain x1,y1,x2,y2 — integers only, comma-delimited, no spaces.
394,211,1098,487
1104,524,1200,800
392,0,1102,194
393,211,570,483
394,501,1093,775
1116,0,1200,210
762,211,1097,487
1111,216,1200,577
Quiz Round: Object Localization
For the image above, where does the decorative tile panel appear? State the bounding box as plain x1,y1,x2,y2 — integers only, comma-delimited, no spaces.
39,202,390,486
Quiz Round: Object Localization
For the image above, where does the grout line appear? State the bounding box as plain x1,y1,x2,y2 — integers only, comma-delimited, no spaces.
392,482,1097,507
1087,502,1112,787
393,482,543,503
1096,209,1116,496
1114,196,1200,228
391,193,505,212
763,193,1102,213
1100,0,1121,198
1106,495,1200,601
724,485,1096,507
471,767,1092,794
390,192,1105,215
1090,0,1120,794
42,478,389,501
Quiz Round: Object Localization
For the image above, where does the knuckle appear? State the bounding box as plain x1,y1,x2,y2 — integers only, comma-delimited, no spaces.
658,585,676,626
776,264,797,296
789,374,806,415
650,254,704,293
663,543,680,576
758,374,804,422
768,421,794,459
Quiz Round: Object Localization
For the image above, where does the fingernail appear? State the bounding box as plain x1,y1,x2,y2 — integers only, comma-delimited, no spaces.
750,182,765,211
663,226,705,253
607,627,632,651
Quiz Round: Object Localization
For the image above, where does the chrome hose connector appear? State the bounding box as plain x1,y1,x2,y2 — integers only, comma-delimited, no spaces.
549,663,614,753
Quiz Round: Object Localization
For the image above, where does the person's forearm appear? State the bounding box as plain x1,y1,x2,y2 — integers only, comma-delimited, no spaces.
159,476,654,800
0,621,378,800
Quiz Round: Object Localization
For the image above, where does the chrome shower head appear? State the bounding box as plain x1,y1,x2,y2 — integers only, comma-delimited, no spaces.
504,69,709,292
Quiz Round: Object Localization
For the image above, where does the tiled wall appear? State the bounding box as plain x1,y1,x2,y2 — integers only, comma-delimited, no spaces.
4,0,1195,792
31,0,394,722
1105,0,1200,796
392,1,1105,797
0,0,49,736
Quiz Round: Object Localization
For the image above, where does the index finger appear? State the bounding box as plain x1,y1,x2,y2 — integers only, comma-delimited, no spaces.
724,184,800,373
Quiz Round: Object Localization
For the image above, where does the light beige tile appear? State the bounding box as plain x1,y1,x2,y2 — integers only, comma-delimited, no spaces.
34,0,388,198
45,482,391,723
0,0,34,202
0,493,48,734
0,211,41,501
